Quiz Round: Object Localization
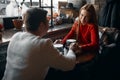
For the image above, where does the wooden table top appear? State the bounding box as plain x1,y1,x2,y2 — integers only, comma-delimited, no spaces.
0,23,72,43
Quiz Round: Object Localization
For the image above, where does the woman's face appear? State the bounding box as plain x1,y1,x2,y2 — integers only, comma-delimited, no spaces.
79,9,90,25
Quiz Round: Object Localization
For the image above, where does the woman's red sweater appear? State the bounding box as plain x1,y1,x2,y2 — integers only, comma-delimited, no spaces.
62,21,99,53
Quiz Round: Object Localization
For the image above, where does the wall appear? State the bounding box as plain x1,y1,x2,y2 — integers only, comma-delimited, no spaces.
86,0,106,16
67,0,106,17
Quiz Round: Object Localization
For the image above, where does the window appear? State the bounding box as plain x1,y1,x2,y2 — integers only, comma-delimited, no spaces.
0,0,67,16
0,0,10,15
39,0,67,15
0,0,68,28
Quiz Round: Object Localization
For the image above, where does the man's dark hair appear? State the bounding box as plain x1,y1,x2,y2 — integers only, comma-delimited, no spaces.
24,8,47,32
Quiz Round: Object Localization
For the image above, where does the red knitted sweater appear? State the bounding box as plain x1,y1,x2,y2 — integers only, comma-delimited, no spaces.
62,21,99,53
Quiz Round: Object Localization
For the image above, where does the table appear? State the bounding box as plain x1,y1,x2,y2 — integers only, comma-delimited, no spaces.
0,23,72,43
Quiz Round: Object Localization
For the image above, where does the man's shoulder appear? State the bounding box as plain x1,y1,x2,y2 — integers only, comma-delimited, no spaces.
34,38,53,50
40,38,53,45
12,32,23,38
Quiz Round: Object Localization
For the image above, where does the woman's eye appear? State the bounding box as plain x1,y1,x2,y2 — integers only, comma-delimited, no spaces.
80,14,83,17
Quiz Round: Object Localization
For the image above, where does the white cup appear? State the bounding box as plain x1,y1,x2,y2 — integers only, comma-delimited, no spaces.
53,44,64,53
66,39,76,46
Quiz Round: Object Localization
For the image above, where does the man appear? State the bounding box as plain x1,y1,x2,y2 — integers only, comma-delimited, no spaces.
2,8,77,80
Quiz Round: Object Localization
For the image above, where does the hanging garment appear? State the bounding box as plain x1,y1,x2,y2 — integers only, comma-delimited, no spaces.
98,0,120,30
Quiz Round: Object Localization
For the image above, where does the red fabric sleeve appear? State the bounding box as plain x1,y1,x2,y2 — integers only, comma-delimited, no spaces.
62,22,99,53
80,24,99,52
62,22,78,44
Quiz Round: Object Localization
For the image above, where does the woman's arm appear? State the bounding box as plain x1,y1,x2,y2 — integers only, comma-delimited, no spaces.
62,22,78,44
80,25,99,52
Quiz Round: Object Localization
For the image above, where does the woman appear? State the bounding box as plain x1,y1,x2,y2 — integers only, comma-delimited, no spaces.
52,4,100,80
56,4,99,64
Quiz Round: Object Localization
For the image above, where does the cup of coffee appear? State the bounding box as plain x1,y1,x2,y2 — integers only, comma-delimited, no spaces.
66,39,76,49
53,43,64,53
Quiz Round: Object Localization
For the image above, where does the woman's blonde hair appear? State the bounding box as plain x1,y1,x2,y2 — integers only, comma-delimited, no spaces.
79,4,97,25
76,4,98,41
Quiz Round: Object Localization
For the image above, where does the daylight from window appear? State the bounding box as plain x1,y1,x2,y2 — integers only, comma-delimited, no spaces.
0,0,67,16
0,0,67,26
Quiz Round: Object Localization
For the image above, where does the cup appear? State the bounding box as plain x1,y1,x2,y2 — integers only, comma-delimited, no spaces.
53,43,64,53
66,39,76,46
66,39,76,49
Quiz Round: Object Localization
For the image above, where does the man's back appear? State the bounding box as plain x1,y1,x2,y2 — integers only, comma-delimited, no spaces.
3,32,51,80
2,32,76,80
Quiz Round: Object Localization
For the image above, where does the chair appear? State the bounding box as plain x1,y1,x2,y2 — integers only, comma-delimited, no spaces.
0,42,9,80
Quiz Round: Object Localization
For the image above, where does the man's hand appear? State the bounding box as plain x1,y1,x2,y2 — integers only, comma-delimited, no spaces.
54,39,62,44
69,43,82,55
